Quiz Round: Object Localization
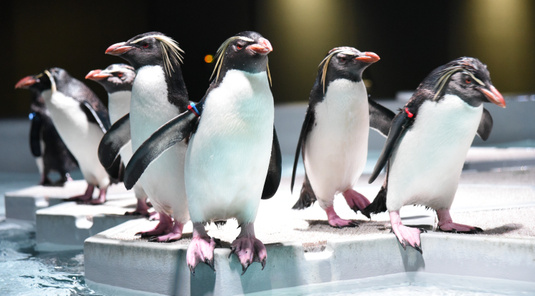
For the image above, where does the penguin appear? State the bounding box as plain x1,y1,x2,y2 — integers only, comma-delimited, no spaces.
122,31,281,274
30,67,116,204
86,64,152,217
104,32,190,241
363,57,506,252
15,75,78,186
290,47,394,228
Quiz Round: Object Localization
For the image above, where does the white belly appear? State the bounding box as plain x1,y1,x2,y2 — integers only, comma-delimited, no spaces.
185,70,274,224
108,91,131,124
387,95,483,211
304,79,369,208
129,66,188,222
43,90,109,188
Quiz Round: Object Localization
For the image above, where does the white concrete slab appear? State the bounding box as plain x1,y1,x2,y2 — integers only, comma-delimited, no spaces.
4,180,133,222
34,186,140,251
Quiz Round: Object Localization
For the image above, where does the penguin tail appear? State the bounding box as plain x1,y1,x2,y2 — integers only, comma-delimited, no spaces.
362,186,388,218
292,174,317,210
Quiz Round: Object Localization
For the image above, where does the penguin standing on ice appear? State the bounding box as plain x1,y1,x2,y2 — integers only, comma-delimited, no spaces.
86,64,152,217
15,75,78,186
364,57,506,252
290,47,394,227
123,31,281,274
103,32,190,241
32,67,115,204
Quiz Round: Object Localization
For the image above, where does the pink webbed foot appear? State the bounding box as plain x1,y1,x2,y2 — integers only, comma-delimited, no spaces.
230,223,267,274
86,187,107,205
136,213,183,242
64,184,95,203
326,206,358,228
436,209,483,234
343,189,371,213
187,223,216,274
390,211,424,253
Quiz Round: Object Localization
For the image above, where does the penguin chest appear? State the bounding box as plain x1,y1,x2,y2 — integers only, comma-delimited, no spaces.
108,91,131,124
186,70,274,223
42,90,107,186
387,95,483,210
129,66,179,150
304,79,369,197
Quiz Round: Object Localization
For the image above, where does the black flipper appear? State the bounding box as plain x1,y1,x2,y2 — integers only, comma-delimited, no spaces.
476,108,493,141
368,98,395,137
368,110,414,184
98,114,131,177
261,127,282,200
124,110,200,190
292,173,317,209
29,113,43,157
290,108,315,193
362,185,387,218
81,101,109,133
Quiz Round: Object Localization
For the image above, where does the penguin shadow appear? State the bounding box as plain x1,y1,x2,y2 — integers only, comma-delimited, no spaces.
481,223,523,235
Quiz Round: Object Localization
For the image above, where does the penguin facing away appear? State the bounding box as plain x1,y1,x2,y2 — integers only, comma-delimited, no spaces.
104,32,190,242
364,57,506,253
123,31,281,274
29,67,116,204
15,75,78,186
290,47,394,228
86,64,152,217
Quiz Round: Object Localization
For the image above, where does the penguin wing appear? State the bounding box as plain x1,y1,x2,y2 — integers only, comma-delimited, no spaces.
261,127,282,199
124,110,200,190
476,108,493,141
368,98,395,137
290,107,315,193
98,114,130,176
81,101,109,133
368,110,413,184
29,113,43,157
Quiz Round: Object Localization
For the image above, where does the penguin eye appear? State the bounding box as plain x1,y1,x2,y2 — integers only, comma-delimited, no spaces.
117,73,124,78
236,43,244,50
142,42,150,49
465,78,472,84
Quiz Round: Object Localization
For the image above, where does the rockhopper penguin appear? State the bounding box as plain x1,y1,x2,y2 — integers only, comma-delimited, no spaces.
31,67,115,204
290,47,394,227
103,32,190,241
86,64,152,217
122,31,282,274
15,75,78,186
364,57,506,252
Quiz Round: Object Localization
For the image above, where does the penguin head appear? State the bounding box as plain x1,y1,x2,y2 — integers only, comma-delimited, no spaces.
427,57,505,108
105,32,184,77
318,47,380,94
211,31,273,84
86,64,136,93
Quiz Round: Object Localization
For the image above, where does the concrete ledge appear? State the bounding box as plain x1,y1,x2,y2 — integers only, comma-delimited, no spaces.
85,229,535,296
4,180,133,222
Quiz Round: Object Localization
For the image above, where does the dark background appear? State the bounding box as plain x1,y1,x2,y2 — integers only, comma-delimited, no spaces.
2,0,534,118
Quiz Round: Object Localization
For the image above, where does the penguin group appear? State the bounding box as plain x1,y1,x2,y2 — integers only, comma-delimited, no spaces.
15,29,505,274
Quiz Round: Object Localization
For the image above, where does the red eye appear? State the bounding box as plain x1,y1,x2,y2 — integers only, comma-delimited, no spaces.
236,44,243,50
117,73,124,78
142,43,149,49
465,78,472,84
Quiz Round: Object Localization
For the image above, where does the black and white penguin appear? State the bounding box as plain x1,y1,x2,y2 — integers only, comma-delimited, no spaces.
290,47,394,227
364,57,506,252
86,64,152,217
15,75,78,186
122,31,281,274
33,67,115,204
104,32,190,241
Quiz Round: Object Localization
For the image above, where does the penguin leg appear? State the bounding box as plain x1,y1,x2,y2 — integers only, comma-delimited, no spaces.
342,189,371,213
87,187,107,205
389,210,423,253
325,206,358,228
65,184,95,202
436,209,483,233
124,198,151,217
187,222,216,274
230,223,267,275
